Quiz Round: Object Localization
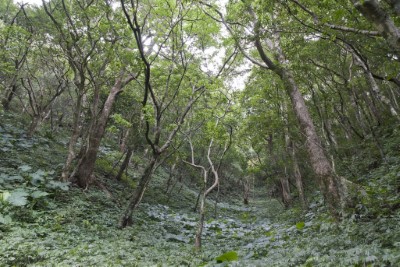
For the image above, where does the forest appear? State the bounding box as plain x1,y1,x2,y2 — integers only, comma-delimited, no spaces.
0,0,399,266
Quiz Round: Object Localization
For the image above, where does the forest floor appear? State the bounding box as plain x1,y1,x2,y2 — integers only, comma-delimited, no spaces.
1,115,399,266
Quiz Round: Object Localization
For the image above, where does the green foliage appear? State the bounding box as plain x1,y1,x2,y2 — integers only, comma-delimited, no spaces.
216,251,239,263
2,189,29,206
0,114,69,229
1,149,399,267
295,221,305,230
94,156,135,188
111,113,132,128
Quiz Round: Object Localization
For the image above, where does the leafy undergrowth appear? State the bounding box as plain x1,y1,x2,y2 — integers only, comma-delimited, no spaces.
1,182,399,266
1,114,400,266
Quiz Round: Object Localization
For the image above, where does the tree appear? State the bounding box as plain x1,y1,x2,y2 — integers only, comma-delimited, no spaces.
200,1,345,215
182,90,232,250
72,73,137,187
119,0,219,227
283,0,400,174
42,0,138,186
0,2,32,111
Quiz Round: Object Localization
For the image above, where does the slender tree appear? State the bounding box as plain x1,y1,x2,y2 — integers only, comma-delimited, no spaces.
119,0,218,227
183,91,232,250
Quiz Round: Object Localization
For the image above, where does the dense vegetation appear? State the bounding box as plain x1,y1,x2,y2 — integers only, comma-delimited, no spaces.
1,0,399,266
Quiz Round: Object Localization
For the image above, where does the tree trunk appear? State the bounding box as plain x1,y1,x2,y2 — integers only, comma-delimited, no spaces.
119,128,131,152
164,163,176,193
26,115,41,138
26,107,53,138
2,84,18,111
195,193,206,251
119,155,159,227
74,78,126,188
292,145,306,209
115,146,134,181
193,187,202,212
281,68,343,214
280,171,292,208
213,183,220,218
2,56,27,111
61,93,83,181
268,28,344,213
351,50,399,117
243,178,250,205
217,3,344,215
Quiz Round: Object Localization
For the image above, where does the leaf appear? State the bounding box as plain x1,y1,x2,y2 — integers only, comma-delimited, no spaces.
8,175,24,182
30,170,46,185
0,174,24,183
0,214,12,224
165,234,188,243
0,191,11,201
31,190,50,199
6,190,29,206
265,230,274,236
215,251,238,263
18,165,32,172
47,181,70,191
296,221,305,230
365,255,378,262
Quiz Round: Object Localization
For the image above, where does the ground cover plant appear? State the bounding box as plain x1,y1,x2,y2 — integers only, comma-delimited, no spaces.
1,115,399,266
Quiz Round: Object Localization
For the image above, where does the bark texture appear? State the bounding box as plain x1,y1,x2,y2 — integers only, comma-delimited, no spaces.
73,75,135,188
280,173,292,208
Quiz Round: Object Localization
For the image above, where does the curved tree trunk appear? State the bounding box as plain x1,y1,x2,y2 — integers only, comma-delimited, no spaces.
240,5,345,215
